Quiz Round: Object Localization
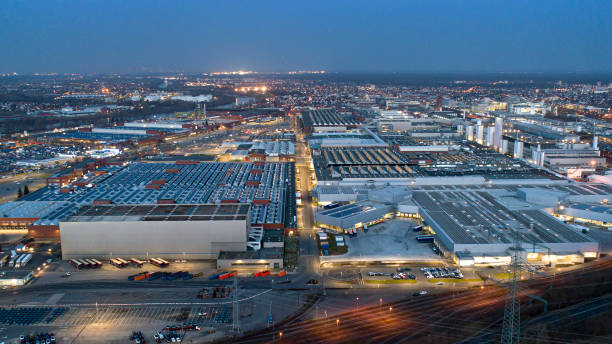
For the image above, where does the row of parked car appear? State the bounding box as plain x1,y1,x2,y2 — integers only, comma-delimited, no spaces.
421,267,463,279
20,333,55,344
391,272,416,280
367,269,417,280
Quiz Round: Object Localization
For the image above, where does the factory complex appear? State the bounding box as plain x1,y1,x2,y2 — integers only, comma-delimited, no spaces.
302,108,610,267
4,160,296,268
313,183,604,266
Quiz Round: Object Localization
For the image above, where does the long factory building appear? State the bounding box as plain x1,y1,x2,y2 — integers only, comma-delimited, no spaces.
313,183,606,266
22,161,296,231
10,161,296,263
413,189,598,266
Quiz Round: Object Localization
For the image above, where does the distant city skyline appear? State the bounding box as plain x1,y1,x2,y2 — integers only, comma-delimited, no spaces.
0,0,610,74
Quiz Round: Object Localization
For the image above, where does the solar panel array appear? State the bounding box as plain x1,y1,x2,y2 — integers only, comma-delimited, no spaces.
25,162,295,227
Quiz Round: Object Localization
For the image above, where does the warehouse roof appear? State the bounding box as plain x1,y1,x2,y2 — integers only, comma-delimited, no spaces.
0,201,75,222
65,203,250,222
319,201,387,219
412,190,592,245
23,162,297,229
302,108,359,127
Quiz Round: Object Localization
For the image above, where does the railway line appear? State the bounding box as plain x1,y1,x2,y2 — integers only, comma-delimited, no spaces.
231,257,612,343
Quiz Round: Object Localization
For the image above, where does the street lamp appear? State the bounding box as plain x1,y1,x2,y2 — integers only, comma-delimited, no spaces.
336,319,340,327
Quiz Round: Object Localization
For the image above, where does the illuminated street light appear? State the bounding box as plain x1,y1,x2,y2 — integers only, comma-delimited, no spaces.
336,319,340,327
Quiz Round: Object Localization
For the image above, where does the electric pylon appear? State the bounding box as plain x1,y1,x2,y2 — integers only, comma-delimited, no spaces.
233,275,240,333
501,228,522,344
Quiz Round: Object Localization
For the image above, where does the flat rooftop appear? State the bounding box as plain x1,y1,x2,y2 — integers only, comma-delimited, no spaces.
66,203,250,222
412,190,592,246
23,162,297,228
313,147,422,180
319,201,385,219
302,108,359,127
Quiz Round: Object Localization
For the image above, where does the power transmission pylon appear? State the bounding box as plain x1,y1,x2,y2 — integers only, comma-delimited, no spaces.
501,228,522,344
233,275,240,333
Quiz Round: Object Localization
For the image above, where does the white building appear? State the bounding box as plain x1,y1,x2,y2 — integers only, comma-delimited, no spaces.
60,204,250,260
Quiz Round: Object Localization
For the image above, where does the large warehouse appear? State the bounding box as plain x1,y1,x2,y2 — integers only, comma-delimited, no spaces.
412,190,599,266
60,203,250,260
22,161,297,238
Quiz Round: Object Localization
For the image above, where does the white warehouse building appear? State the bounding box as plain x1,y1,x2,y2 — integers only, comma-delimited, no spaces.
60,203,250,260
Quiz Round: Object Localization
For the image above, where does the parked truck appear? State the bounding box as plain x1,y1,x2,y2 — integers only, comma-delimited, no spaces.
19,254,32,268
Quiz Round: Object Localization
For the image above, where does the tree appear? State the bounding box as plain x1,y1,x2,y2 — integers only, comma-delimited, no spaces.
17,187,22,198
23,185,29,195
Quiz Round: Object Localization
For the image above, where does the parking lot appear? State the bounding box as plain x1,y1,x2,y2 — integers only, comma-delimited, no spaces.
322,264,484,286
320,218,444,264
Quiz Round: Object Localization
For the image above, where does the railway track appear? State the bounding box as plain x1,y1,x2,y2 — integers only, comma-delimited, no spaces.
231,258,612,344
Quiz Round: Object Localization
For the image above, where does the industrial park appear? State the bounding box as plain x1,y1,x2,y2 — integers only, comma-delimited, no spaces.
0,1,611,343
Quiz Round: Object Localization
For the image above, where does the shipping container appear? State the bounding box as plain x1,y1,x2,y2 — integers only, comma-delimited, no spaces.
219,271,237,280
147,272,162,281
255,270,270,277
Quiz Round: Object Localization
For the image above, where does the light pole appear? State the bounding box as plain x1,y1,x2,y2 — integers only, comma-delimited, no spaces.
336,319,340,327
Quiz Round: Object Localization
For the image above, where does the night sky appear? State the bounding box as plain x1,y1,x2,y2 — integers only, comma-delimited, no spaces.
1,0,610,74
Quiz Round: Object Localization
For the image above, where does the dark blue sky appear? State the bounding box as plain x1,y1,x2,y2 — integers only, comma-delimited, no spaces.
1,0,610,74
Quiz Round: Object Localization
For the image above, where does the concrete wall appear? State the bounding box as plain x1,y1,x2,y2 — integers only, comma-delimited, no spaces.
60,219,248,260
